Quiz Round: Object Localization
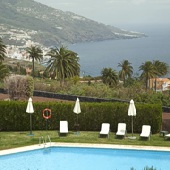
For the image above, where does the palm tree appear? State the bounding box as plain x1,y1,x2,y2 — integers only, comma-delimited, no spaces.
0,38,6,62
0,62,9,80
153,60,169,77
26,45,43,78
118,60,133,84
101,67,118,87
45,46,80,86
139,61,156,90
152,60,169,91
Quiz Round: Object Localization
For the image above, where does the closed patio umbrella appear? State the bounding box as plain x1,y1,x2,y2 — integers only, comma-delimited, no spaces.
73,98,81,123
73,98,81,132
128,99,136,139
26,97,34,136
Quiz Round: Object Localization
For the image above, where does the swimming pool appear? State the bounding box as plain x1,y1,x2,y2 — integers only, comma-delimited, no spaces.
1,145,170,170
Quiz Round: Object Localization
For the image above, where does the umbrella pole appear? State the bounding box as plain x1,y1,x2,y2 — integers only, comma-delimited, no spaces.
132,116,133,137
30,113,32,135
76,114,80,134
77,114,78,125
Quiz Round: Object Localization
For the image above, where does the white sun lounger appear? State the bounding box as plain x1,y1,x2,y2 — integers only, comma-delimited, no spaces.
99,123,110,138
140,125,151,140
59,121,68,136
165,133,170,140
116,123,126,137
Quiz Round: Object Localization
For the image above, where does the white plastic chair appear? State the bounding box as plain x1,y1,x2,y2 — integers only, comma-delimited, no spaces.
59,121,68,135
140,125,151,140
99,123,110,138
116,123,126,137
165,133,170,140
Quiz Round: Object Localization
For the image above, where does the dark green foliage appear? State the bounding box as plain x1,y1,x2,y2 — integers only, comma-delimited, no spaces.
0,101,162,133
0,37,6,61
0,62,9,80
101,67,118,87
133,104,162,133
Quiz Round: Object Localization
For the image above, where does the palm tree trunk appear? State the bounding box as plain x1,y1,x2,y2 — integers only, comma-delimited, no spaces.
32,57,35,78
146,79,148,91
123,77,125,85
155,78,157,92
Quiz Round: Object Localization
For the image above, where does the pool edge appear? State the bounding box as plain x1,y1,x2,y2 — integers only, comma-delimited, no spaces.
0,142,170,156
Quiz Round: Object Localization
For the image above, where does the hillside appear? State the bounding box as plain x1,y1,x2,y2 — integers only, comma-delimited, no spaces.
3,57,45,71
0,0,145,47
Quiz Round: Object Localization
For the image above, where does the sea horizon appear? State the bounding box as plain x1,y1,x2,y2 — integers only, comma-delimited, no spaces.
68,23,170,77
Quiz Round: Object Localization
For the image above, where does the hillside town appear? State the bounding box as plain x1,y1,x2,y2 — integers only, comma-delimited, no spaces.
0,24,50,62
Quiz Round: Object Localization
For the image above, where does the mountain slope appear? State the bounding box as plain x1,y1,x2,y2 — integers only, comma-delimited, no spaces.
0,0,145,47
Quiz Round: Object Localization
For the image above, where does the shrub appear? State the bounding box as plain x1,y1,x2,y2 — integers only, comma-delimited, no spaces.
4,75,34,100
0,101,162,133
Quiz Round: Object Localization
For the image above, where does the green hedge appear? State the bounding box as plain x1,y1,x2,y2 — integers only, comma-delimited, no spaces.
0,101,162,133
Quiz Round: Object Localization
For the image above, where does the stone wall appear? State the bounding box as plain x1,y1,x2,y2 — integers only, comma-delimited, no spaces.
1,88,170,113
33,90,128,103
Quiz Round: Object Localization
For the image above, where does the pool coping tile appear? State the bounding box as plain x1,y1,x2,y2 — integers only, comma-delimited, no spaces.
0,142,170,156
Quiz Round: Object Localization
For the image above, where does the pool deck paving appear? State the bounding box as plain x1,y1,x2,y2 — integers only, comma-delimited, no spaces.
0,142,170,156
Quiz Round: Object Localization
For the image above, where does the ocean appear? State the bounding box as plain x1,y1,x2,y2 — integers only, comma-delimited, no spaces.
68,24,170,77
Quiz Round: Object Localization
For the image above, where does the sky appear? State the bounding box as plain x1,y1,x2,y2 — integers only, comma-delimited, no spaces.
34,0,170,28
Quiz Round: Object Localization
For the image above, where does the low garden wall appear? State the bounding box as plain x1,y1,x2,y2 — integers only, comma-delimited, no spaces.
33,90,128,103
1,88,169,112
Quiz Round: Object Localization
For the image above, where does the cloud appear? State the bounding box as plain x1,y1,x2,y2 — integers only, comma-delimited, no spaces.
131,0,146,5
61,2,72,5
131,0,170,5
57,2,74,6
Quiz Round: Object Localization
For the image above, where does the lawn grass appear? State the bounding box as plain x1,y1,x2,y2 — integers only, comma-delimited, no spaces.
0,130,170,151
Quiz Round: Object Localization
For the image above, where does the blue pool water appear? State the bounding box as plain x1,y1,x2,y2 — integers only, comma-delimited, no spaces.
0,147,170,170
